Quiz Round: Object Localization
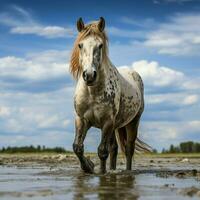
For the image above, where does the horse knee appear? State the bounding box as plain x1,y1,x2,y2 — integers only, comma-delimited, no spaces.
110,142,118,155
98,146,109,161
73,143,84,157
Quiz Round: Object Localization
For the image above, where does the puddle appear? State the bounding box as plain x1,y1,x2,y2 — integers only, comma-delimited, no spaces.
0,166,199,200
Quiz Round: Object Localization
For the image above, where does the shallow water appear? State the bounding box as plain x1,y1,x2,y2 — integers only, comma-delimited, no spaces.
0,166,199,200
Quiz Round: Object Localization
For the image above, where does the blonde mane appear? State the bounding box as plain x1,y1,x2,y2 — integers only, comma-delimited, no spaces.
70,21,108,79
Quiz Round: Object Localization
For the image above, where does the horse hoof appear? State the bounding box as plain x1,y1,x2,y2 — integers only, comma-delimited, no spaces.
81,158,94,174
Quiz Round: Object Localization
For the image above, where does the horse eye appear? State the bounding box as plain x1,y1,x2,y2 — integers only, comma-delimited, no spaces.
78,43,83,49
99,44,103,49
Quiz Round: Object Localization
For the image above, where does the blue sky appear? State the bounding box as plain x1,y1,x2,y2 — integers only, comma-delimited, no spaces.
0,0,200,152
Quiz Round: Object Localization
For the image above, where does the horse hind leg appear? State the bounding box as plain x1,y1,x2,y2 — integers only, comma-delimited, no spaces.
125,114,141,170
109,131,118,170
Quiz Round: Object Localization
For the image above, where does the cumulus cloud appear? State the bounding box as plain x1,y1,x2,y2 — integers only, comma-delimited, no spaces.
0,90,74,131
0,106,10,117
0,50,71,93
0,131,72,148
0,51,199,151
146,93,198,107
10,26,73,38
0,55,69,80
141,120,200,151
144,13,200,56
131,60,184,87
0,5,74,38
118,60,199,97
182,95,199,105
119,13,200,56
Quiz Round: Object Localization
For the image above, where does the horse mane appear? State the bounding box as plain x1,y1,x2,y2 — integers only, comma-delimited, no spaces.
70,21,109,79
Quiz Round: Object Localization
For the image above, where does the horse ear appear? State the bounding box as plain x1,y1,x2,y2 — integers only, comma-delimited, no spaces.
98,17,105,32
77,17,84,32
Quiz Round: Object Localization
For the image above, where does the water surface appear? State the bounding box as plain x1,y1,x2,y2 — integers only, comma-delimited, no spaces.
0,166,199,200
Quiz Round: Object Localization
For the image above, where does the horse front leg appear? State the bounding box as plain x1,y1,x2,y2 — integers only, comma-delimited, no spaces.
98,121,114,174
73,116,94,173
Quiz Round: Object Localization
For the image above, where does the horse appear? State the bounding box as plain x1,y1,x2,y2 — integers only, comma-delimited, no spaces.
70,17,151,174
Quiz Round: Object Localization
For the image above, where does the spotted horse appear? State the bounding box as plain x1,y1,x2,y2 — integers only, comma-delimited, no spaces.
70,17,151,174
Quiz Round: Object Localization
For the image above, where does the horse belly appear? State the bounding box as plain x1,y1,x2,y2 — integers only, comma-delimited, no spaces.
115,88,141,129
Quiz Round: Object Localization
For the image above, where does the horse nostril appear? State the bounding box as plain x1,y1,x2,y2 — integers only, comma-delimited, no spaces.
82,71,87,81
93,71,97,80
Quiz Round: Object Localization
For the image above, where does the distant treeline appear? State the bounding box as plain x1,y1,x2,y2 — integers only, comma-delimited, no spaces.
162,141,200,153
0,145,71,153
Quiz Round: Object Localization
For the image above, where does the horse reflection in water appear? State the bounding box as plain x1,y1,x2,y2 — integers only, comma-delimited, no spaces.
73,173,138,200
70,17,151,174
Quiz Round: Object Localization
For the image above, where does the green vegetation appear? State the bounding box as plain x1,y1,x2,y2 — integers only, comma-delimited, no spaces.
1,141,200,154
162,141,200,153
0,145,71,154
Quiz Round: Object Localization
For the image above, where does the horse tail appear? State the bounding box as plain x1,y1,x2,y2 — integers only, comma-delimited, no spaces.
134,138,152,153
116,127,126,153
115,128,152,154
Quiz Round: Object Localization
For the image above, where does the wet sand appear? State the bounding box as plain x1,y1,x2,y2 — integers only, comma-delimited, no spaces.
0,153,200,200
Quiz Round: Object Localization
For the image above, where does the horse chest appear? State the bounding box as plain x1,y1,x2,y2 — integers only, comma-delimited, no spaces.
74,93,117,128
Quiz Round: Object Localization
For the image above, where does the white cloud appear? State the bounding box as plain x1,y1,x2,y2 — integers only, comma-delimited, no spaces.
0,52,69,81
144,13,200,56
0,48,75,148
0,87,74,133
0,50,199,151
10,25,73,38
182,95,199,105
146,93,198,106
119,60,184,87
140,119,200,151
0,106,10,117
0,5,74,38
0,131,72,148
118,60,199,117
0,86,75,149
183,78,200,90
36,114,71,129
189,120,200,130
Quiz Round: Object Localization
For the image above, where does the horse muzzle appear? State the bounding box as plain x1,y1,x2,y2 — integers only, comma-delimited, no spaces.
82,70,97,86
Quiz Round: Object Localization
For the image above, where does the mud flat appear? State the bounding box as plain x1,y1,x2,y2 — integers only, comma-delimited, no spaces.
0,153,200,200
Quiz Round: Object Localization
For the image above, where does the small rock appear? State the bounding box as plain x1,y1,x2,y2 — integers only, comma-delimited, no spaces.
164,184,169,187
181,158,189,162
57,154,67,161
192,169,198,176
197,191,200,197
175,171,186,178
164,183,174,188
